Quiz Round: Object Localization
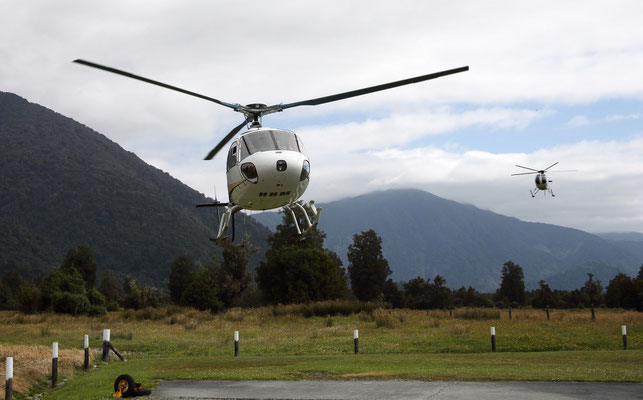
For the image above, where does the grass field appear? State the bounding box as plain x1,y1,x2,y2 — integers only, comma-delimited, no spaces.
0,306,641,399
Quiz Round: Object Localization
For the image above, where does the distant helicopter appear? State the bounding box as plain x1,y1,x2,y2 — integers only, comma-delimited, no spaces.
511,162,577,197
74,60,469,239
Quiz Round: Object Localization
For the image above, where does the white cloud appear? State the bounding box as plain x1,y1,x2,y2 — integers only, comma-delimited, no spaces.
567,113,641,127
2,0,643,234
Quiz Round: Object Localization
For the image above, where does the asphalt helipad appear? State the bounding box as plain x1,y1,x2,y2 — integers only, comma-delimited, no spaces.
149,380,643,399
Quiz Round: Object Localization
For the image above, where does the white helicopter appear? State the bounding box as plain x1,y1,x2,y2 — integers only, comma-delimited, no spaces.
511,162,577,197
74,60,469,239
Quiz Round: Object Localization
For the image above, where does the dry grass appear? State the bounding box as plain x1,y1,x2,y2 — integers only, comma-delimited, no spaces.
0,344,84,398
0,306,641,397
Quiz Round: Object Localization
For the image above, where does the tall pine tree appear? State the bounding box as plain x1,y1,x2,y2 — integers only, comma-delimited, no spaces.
347,229,391,301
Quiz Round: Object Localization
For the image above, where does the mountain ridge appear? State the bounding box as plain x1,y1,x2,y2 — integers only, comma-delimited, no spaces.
254,189,641,291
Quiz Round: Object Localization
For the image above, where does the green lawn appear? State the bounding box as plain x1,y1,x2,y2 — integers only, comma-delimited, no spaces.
0,307,640,399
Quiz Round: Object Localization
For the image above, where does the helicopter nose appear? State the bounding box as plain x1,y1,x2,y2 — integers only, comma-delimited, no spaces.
276,160,287,171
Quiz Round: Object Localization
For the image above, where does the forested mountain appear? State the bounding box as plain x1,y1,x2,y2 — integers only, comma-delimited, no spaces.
0,91,270,286
254,190,641,291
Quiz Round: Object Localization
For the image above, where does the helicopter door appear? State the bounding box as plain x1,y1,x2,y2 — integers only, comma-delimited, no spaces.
226,141,238,171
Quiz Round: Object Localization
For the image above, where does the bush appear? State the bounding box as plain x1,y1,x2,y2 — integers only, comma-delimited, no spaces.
53,292,90,315
455,308,500,320
106,301,120,312
88,304,107,316
87,289,107,306
17,285,41,314
373,309,396,328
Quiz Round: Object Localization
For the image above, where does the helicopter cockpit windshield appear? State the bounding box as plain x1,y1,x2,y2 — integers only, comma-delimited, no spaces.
240,130,301,159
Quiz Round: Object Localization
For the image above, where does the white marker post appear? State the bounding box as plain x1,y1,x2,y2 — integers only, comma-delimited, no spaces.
102,329,110,361
622,325,627,350
354,329,359,354
5,356,13,400
234,331,239,357
490,327,496,352
83,334,89,370
51,342,58,388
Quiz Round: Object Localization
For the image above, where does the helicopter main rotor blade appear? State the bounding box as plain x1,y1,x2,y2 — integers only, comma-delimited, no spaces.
511,172,538,176
514,164,540,172
547,170,578,173
276,66,469,110
74,59,240,111
543,162,559,171
204,116,252,160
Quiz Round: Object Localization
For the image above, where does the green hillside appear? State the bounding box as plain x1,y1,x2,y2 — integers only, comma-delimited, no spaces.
0,91,270,286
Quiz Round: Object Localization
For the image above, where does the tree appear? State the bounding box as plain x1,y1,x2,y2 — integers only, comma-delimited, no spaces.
98,269,121,303
431,275,452,309
581,273,604,306
256,246,348,304
532,280,558,308
268,202,326,251
211,238,256,308
403,277,432,309
382,279,404,308
180,270,223,312
168,254,195,304
40,267,88,313
605,273,638,309
61,245,98,289
495,261,526,305
347,229,391,301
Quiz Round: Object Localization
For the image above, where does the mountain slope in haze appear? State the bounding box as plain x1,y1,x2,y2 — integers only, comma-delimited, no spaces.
254,190,640,291
0,91,270,285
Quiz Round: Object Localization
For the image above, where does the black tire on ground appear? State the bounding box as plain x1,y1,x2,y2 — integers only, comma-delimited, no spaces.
114,374,136,397
133,388,152,396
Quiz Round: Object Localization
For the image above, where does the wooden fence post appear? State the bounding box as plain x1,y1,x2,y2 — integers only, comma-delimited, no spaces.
51,342,58,388
5,357,13,400
546,305,550,320
490,327,496,352
102,329,110,362
84,334,89,370
508,307,512,320
354,330,359,354
622,325,628,350
591,306,595,321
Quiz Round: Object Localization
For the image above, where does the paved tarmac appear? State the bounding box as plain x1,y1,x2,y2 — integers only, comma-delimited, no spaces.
149,380,643,399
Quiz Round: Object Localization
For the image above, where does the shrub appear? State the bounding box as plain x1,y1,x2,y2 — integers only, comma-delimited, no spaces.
373,309,396,328
17,285,41,314
53,292,90,315
455,308,500,320
87,289,107,306
88,304,107,316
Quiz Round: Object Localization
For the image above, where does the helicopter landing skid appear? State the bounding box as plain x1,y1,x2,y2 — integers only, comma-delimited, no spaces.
530,189,554,197
196,201,243,241
284,200,322,235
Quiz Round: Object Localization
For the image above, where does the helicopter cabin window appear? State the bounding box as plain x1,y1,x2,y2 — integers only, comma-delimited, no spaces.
227,141,238,171
242,130,300,155
272,130,300,152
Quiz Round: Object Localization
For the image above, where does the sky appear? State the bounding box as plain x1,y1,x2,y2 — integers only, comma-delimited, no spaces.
2,0,642,234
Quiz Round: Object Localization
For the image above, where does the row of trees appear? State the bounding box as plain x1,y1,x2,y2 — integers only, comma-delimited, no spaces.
496,260,643,310
0,246,162,315
3,204,642,314
166,205,643,312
